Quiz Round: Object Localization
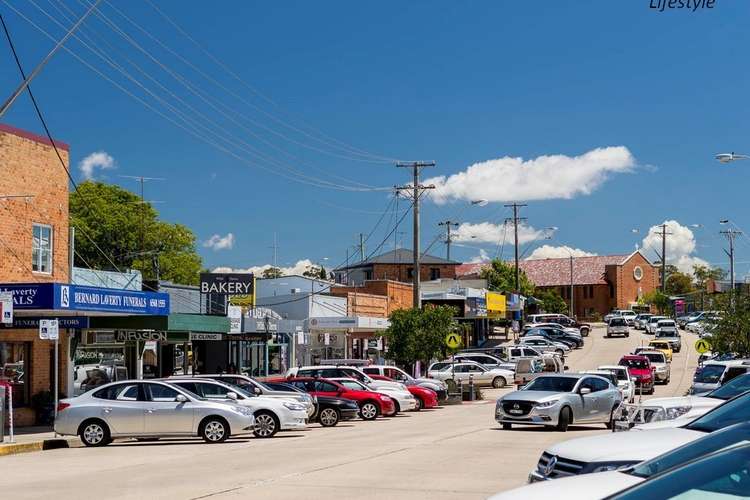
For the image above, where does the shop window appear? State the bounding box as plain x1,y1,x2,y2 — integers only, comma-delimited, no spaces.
32,224,53,273
0,342,30,407
430,268,440,280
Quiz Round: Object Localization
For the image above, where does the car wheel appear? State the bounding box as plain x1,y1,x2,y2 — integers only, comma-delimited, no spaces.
606,333,611,338
581,328,589,337
556,407,572,432
414,397,423,411
200,417,229,443
492,376,507,389
502,423,512,430
556,349,565,356
625,333,629,337
360,401,379,420
79,419,111,447
318,407,340,427
253,411,279,438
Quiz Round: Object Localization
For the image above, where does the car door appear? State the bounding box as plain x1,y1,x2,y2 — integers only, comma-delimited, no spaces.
466,364,491,385
509,347,524,361
574,377,602,422
91,383,145,436
313,380,341,398
142,382,196,435
589,377,614,420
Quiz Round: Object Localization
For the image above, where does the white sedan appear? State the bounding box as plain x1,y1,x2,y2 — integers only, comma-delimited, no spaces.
331,378,417,412
598,365,635,403
428,361,514,388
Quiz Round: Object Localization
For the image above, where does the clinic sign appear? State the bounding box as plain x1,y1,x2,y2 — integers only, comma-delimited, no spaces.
0,283,170,315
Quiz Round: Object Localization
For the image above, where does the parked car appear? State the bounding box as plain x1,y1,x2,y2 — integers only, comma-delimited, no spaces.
524,322,584,338
282,376,396,420
519,336,571,356
677,310,717,329
489,422,750,498
620,310,638,326
619,355,655,394
654,320,681,352
526,390,750,481
598,365,635,403
428,361,514,388
330,377,416,412
690,359,750,395
642,340,673,362
520,327,582,349
263,381,360,427
167,378,307,438
195,374,315,417
606,317,629,337
361,364,447,400
514,356,566,386
526,314,591,337
451,352,506,368
287,365,405,393
645,315,667,334
495,373,621,432
367,374,438,410
480,345,547,363
622,373,750,427
633,313,653,330
637,350,670,384
54,380,256,446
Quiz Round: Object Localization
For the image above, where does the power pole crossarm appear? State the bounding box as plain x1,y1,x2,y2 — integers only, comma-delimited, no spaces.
396,161,435,308
438,220,459,260
504,203,527,293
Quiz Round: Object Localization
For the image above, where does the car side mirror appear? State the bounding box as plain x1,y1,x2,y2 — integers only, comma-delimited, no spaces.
579,387,592,395
175,394,189,403
226,392,238,400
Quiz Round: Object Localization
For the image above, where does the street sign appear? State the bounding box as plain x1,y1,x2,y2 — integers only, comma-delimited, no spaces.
695,338,712,354
39,319,59,340
445,332,461,349
0,292,13,324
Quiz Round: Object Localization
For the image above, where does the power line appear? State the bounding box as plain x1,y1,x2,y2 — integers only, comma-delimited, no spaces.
504,203,527,292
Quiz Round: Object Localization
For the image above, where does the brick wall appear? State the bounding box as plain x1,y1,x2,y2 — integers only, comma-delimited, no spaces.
370,263,457,283
615,252,659,309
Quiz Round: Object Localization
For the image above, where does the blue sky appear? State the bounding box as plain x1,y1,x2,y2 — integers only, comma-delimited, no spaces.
3,0,750,278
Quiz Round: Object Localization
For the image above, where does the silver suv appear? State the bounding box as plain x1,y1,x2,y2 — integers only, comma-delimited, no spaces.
606,317,629,337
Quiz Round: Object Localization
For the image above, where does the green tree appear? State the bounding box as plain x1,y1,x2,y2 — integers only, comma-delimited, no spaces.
643,289,670,314
480,259,535,296
262,267,283,279
708,291,750,356
535,289,568,314
384,305,457,368
302,265,321,278
70,181,202,285
693,265,726,289
665,271,694,295
319,266,328,280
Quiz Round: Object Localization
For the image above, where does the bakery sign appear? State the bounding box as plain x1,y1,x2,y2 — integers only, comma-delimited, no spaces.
200,273,255,297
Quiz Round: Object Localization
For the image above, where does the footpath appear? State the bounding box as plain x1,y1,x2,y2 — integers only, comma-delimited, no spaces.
0,426,79,457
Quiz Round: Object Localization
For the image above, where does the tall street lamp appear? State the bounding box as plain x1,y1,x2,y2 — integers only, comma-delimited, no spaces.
715,152,750,164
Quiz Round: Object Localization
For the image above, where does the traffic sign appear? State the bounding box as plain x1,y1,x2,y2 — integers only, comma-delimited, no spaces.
445,332,461,349
695,338,712,354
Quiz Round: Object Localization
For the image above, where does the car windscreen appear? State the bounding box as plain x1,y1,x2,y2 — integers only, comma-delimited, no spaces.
620,358,648,369
628,422,750,479
610,318,627,326
694,365,726,384
686,392,750,433
524,376,577,392
707,373,750,400
601,368,628,381
642,353,665,364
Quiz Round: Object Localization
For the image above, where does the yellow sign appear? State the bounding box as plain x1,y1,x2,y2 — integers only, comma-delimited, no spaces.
229,294,255,307
486,292,506,317
695,338,712,354
445,332,462,349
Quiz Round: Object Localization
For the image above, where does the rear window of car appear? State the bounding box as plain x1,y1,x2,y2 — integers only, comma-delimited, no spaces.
643,352,665,363
610,318,627,326
620,358,648,369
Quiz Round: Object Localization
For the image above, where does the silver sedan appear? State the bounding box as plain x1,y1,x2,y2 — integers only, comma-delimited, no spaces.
54,380,256,446
495,374,622,432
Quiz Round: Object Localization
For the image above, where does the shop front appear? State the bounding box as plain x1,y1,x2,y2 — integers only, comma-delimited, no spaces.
307,316,390,364
0,282,170,425
224,310,301,377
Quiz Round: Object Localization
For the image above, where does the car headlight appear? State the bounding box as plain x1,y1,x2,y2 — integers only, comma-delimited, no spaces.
535,399,559,408
664,406,692,420
378,394,390,401
587,461,639,473
230,406,254,417
283,402,306,412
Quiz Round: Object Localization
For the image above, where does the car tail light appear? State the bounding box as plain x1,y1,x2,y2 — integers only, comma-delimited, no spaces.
57,402,70,412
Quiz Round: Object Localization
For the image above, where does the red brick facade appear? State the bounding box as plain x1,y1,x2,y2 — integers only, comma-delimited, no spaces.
368,263,457,283
0,124,70,425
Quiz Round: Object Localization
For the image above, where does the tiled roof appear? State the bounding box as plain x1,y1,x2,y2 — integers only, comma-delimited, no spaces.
458,253,645,287
335,248,459,270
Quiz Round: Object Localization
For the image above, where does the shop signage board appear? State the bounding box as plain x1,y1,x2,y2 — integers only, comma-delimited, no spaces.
466,297,487,318
116,331,167,342
200,273,255,297
190,333,223,341
5,316,89,329
227,305,242,334
0,291,13,324
486,292,507,317
39,319,59,340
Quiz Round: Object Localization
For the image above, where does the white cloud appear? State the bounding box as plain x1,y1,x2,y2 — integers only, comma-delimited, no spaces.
641,220,707,273
526,245,597,260
426,146,635,204
453,221,555,244
468,248,490,263
203,233,235,251
79,151,115,179
213,259,316,276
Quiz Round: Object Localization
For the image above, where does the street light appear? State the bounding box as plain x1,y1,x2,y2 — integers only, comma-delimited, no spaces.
471,199,489,207
715,152,750,164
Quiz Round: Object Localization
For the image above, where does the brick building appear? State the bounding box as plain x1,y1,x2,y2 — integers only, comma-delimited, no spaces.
457,251,659,319
0,124,71,425
334,248,460,286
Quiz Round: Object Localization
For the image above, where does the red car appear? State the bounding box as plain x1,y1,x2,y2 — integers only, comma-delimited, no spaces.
619,355,655,394
272,377,396,420
368,374,438,410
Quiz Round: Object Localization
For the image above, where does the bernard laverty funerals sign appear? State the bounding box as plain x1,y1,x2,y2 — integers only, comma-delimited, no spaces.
200,273,255,296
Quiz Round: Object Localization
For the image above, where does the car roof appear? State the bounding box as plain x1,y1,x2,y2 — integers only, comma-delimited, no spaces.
705,359,750,367
533,373,588,379
621,354,648,360
598,365,627,371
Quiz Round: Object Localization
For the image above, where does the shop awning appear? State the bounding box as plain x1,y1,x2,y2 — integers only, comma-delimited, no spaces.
308,316,390,331
89,313,229,333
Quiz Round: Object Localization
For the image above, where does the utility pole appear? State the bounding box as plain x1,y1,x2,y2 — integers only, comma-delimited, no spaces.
651,224,673,293
438,220,459,261
358,233,365,262
569,254,574,318
0,0,102,118
504,203,527,292
721,229,741,293
396,161,435,308
120,175,164,271
270,232,279,269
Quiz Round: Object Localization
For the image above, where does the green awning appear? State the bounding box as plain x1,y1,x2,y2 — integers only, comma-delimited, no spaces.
89,313,229,333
